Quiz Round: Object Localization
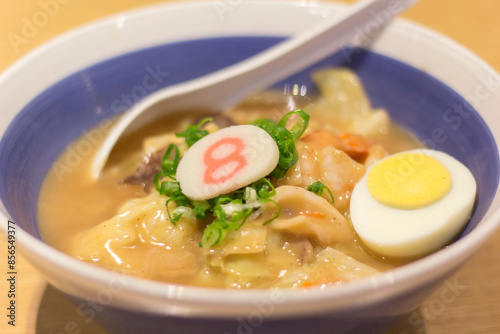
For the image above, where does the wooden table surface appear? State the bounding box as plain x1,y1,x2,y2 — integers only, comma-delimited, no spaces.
1,0,500,333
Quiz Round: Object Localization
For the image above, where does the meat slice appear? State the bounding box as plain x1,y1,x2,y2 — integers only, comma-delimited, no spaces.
122,147,167,191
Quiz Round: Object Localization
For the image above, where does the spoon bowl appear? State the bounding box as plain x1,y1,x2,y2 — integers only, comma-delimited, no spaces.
91,0,419,178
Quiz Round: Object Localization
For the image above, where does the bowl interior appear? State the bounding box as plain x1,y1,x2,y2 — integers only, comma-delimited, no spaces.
0,35,498,247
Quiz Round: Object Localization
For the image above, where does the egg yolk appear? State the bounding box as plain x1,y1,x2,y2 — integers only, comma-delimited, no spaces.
367,152,452,210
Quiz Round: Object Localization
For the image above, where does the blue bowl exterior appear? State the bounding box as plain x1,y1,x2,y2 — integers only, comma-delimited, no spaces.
0,36,498,333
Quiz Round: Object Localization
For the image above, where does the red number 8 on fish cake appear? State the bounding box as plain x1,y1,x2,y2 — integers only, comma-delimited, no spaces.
177,125,279,200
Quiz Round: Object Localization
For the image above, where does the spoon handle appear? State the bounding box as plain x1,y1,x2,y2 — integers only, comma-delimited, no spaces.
210,0,419,110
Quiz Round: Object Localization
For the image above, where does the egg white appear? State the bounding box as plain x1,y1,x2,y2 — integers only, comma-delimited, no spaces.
350,149,477,258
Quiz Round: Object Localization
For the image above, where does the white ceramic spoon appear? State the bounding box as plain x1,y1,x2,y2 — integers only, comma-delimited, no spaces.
91,0,418,178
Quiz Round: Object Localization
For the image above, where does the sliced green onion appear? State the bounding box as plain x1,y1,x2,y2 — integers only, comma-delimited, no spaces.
251,110,309,179
172,206,196,222
161,143,180,177
201,223,223,248
176,117,212,147
278,109,310,141
307,181,334,203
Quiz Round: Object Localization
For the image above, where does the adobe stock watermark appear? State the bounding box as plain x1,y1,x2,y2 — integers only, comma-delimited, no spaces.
110,65,169,114
212,0,319,21
7,0,72,54
342,0,405,63
398,278,468,334
213,0,403,62
420,72,500,150
52,118,114,182
48,272,128,334
52,65,169,182
223,289,286,334
212,0,243,21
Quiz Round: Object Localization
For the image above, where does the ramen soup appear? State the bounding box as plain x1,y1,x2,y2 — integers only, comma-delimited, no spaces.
38,69,476,289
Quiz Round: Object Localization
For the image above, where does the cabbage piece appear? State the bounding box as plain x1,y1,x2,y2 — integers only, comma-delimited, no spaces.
274,247,381,288
312,68,390,137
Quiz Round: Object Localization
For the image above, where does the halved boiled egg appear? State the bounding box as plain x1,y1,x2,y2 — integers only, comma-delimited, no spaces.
350,149,476,258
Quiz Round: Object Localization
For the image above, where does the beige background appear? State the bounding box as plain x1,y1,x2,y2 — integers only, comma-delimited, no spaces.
1,0,500,333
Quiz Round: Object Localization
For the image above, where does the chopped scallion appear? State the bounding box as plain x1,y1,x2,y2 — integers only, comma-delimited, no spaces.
307,181,334,203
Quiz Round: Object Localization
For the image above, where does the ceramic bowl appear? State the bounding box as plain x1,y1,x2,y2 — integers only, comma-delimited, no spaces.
1,1,500,333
